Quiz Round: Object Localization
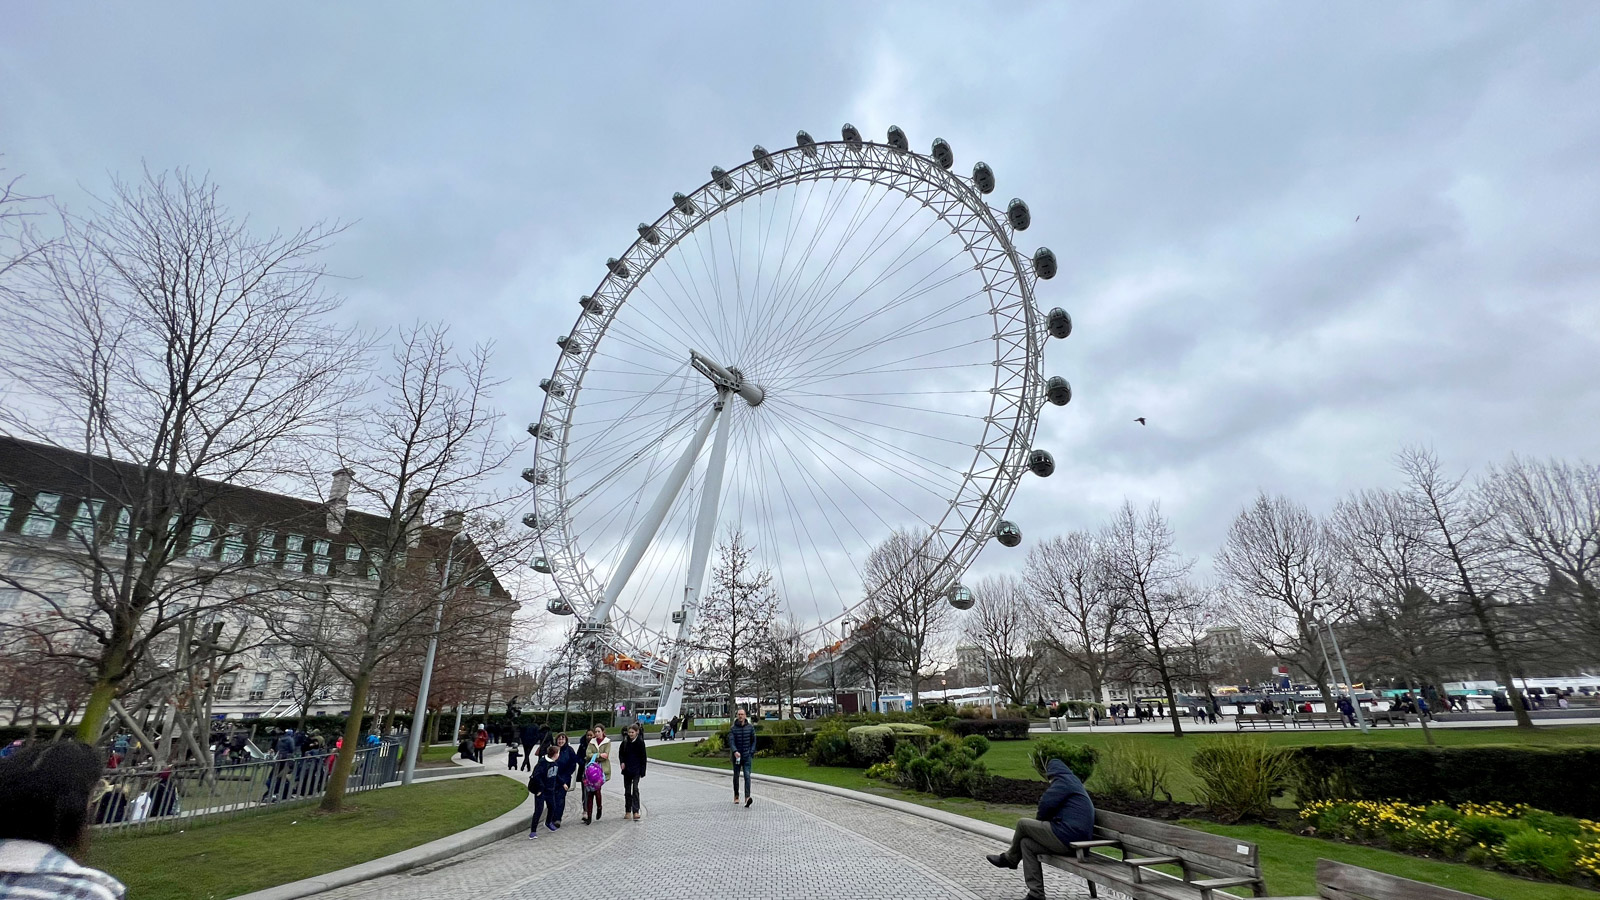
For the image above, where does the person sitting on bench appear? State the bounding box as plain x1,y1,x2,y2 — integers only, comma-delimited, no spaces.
987,759,1095,900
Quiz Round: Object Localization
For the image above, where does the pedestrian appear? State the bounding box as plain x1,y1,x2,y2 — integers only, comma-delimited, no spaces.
581,726,611,825
0,741,127,900
619,723,648,821
520,721,539,772
473,725,488,764
987,759,1096,900
507,743,520,770
551,732,577,827
527,743,562,839
146,771,179,818
729,707,757,808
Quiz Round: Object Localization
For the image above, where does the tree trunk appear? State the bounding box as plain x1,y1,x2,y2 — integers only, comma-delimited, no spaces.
76,672,122,744
321,670,373,812
1159,668,1184,738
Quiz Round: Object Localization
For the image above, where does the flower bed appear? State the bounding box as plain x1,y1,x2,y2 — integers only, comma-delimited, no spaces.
1300,798,1600,885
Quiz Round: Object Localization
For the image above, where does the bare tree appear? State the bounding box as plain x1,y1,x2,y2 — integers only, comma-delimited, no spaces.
965,574,1046,706
0,169,366,741
756,617,812,719
1214,493,1344,708
1025,531,1122,703
1099,500,1196,737
264,324,526,811
840,616,899,710
862,528,951,705
694,530,779,716
1482,456,1600,659
1395,448,1533,728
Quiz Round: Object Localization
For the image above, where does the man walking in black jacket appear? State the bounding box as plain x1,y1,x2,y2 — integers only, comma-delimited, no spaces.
987,759,1095,900
728,708,757,808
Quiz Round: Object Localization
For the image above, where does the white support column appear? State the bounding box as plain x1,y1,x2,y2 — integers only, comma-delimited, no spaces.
586,399,721,631
656,390,734,723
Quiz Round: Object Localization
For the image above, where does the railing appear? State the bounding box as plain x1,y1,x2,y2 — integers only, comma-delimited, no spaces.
92,740,401,835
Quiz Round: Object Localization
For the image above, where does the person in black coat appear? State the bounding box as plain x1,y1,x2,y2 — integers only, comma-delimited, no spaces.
550,732,578,827
987,759,1095,900
519,722,540,772
527,742,562,837
617,723,648,820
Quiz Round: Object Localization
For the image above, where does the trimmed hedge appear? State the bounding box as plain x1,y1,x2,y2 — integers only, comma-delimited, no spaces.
948,717,1031,740
1291,746,1600,819
757,732,815,757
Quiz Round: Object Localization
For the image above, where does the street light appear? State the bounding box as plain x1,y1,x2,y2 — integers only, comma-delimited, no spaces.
1308,600,1368,733
402,523,469,785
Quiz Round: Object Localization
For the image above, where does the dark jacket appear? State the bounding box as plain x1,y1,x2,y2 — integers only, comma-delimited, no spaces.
520,723,540,749
554,745,580,786
728,721,757,759
1037,759,1095,845
618,735,647,777
529,752,563,794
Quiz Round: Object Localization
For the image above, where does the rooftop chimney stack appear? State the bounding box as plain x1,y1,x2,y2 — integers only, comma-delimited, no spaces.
442,509,465,532
405,489,427,549
327,468,354,534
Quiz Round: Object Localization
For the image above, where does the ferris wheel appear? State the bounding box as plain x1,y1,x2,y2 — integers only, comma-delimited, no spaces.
526,123,1075,720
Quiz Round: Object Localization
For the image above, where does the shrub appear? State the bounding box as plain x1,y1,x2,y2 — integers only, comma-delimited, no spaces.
757,732,815,757
948,717,1030,740
693,733,726,757
1028,739,1097,782
962,734,990,759
1289,745,1600,818
1190,738,1292,823
807,720,858,767
1092,744,1171,802
864,760,898,781
764,718,807,735
847,725,898,763
894,737,988,798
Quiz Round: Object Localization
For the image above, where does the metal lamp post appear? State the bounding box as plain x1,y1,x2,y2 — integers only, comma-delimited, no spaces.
402,527,469,785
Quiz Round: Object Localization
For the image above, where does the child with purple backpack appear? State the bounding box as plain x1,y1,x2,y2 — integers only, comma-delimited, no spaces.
581,725,611,825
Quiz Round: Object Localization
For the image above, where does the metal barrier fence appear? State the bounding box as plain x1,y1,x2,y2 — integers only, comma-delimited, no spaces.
92,740,401,835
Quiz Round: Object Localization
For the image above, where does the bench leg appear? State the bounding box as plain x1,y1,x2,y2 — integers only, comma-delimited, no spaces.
1087,879,1097,899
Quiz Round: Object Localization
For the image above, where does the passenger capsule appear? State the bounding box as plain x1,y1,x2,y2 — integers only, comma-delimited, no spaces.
796,130,817,157
546,596,572,615
1007,198,1031,231
606,257,631,278
671,609,686,624
1028,449,1056,478
1046,307,1073,339
673,192,697,215
887,125,908,152
931,138,954,170
1045,376,1073,407
972,162,995,194
538,378,565,397
947,583,975,611
1032,247,1057,280
841,122,863,149
712,166,733,190
526,421,550,439
638,223,661,244
533,556,555,575
556,335,585,354
995,520,1023,548
579,295,605,315
752,145,774,171
521,467,539,483
521,512,540,529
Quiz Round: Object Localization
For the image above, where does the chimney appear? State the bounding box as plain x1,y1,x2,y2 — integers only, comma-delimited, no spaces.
442,509,465,532
326,468,354,534
404,489,427,549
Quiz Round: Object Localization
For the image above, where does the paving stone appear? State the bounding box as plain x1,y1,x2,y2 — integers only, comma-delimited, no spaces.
317,765,1095,900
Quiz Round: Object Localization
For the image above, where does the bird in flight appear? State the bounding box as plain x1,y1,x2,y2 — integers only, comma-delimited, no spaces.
1135,417,1146,425
1355,215,1361,222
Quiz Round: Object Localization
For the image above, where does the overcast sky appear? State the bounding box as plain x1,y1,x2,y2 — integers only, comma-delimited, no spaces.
5,4,1599,637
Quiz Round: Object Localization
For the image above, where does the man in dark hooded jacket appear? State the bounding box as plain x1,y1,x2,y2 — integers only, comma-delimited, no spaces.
987,758,1095,900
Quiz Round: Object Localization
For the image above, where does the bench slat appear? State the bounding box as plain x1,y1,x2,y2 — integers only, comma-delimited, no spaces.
1316,859,1489,900
1123,856,1182,866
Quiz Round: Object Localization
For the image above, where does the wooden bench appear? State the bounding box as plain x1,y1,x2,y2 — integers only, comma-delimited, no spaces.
1367,711,1410,727
1272,858,1489,899
1051,809,1267,900
1235,713,1292,731
1293,712,1348,729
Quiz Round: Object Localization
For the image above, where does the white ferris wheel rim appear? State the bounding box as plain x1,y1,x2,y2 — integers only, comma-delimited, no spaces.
530,131,1049,670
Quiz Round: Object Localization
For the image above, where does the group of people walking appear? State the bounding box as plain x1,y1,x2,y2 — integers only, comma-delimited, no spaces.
526,723,649,838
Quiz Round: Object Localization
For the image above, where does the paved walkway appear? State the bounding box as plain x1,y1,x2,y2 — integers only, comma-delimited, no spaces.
319,763,1087,900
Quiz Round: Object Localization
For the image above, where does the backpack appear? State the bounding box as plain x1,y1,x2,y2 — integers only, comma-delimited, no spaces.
583,758,605,790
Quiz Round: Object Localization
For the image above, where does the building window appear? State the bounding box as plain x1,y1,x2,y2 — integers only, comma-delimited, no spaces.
214,674,237,700
106,508,132,552
311,556,330,575
313,539,330,557
249,672,270,700
0,485,13,526
283,534,306,571
344,545,361,561
22,493,60,538
220,528,247,564
69,499,105,542
187,519,215,558
475,582,491,597
254,529,277,565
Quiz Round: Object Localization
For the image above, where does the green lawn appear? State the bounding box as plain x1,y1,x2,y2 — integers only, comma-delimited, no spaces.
86,775,526,900
653,726,1600,900
1187,822,1599,900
